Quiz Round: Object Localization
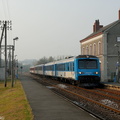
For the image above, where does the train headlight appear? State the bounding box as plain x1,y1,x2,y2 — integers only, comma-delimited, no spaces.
79,72,84,74
94,72,98,74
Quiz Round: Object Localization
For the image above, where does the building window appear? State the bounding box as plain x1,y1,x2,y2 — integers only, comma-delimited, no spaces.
86,46,89,55
98,42,102,55
82,47,85,55
93,43,96,55
117,37,120,42
89,44,92,55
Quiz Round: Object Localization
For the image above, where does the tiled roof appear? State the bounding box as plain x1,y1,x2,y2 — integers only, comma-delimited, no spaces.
80,20,120,42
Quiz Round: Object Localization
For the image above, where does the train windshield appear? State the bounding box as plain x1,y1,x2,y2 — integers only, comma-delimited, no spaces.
78,59,97,69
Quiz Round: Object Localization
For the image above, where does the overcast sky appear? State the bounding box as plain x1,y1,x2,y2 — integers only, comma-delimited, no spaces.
0,0,120,61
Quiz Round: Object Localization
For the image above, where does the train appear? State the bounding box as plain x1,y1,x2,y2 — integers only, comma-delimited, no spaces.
30,55,101,87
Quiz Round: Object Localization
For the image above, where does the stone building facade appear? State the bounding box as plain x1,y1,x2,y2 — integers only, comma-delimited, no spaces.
80,10,120,82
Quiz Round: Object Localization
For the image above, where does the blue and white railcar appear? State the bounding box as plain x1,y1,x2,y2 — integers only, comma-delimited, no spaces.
34,65,40,74
54,55,100,84
30,64,44,75
55,57,75,80
44,62,55,76
36,64,44,75
30,55,101,85
30,66,35,74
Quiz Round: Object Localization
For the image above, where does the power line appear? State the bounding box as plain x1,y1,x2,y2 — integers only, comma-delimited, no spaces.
5,0,13,46
1,0,11,20
1,0,7,19
6,0,11,20
1,0,13,46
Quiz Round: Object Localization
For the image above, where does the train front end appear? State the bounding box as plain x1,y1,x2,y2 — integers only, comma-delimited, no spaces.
75,55,101,86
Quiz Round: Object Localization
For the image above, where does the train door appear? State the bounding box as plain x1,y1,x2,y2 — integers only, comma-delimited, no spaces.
43,65,45,75
74,59,78,80
54,64,57,77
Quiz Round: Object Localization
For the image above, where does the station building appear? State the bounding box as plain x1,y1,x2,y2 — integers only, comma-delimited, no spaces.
80,10,120,82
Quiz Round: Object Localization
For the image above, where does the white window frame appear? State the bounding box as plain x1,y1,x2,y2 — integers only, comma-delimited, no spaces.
89,44,92,55
93,43,96,56
98,41,102,55
86,46,89,55
82,47,85,55
117,37,120,42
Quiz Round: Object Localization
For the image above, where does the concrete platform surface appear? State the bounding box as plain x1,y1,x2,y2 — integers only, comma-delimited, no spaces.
20,75,98,120
103,82,120,89
104,82,120,86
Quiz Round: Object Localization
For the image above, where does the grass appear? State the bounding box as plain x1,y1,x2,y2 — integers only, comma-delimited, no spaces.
0,80,34,120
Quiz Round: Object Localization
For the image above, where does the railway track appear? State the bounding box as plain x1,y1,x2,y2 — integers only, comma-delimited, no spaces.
30,74,120,120
96,88,120,96
67,84,120,101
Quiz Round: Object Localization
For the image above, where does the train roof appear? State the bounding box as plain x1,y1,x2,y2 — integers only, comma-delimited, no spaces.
30,55,99,68
44,61,56,66
76,55,98,58
32,64,44,68
55,57,75,64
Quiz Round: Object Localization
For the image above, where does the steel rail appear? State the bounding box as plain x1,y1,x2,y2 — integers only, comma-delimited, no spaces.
67,84,120,101
78,87,120,101
96,88,120,96
30,75,120,117
53,85,120,114
37,77,120,101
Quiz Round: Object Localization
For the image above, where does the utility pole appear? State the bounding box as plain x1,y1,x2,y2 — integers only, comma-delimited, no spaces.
0,20,12,87
4,21,7,87
8,48,11,75
0,22,5,67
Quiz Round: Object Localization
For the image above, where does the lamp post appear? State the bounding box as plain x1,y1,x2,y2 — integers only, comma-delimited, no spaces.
15,55,17,59
11,37,18,87
114,44,120,83
13,37,18,51
16,59,18,79
14,55,17,79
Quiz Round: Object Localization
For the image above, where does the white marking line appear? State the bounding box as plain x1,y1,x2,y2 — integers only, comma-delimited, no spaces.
89,114,97,119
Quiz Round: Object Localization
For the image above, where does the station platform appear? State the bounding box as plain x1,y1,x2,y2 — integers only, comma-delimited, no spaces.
20,75,97,120
103,82,120,90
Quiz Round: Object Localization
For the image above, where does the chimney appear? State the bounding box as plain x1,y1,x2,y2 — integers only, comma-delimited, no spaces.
119,9,120,20
93,20,103,32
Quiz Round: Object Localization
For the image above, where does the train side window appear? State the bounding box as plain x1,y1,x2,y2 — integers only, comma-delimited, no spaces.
39,66,42,70
71,62,74,71
69,63,72,71
66,63,69,71
45,65,53,71
68,63,69,71
73,63,74,71
57,64,65,71
69,62,74,71
65,63,68,71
